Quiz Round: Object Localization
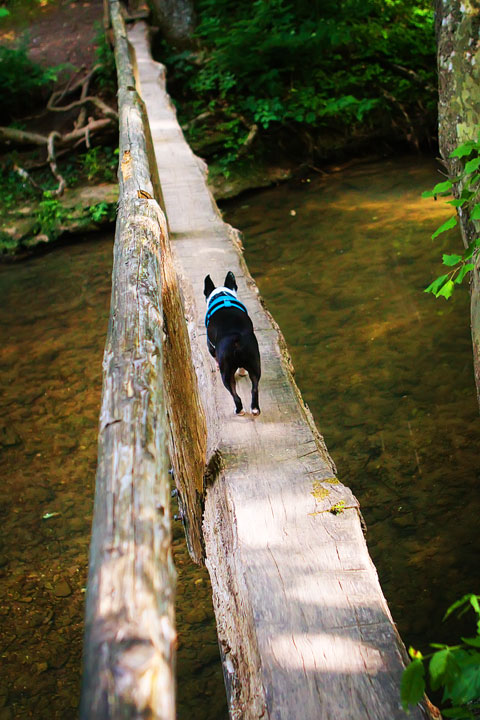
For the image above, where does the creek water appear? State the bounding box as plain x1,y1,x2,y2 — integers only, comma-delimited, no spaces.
0,236,225,719
223,155,480,651
0,156,479,718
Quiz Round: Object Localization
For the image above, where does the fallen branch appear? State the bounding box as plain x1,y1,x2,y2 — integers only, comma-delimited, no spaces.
0,127,47,146
0,117,114,192
0,117,114,148
75,66,97,130
48,94,118,121
48,64,99,109
63,117,113,145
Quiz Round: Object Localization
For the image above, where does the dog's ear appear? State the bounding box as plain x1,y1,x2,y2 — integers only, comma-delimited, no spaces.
204,274,215,299
224,271,237,291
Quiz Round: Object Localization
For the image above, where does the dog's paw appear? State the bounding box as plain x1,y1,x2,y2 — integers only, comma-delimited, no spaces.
252,408,260,416
236,409,246,416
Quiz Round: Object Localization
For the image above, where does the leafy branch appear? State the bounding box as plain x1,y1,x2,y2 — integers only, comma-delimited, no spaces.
423,140,480,299
401,594,480,718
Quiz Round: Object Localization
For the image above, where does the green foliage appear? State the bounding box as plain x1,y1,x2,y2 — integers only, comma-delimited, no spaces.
423,139,480,300
34,191,69,239
0,36,68,122
80,146,118,183
401,594,480,719
162,0,436,170
93,23,117,93
88,201,116,223
0,162,37,210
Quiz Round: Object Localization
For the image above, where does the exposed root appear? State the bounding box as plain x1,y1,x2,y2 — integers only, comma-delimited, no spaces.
0,66,117,192
47,131,66,196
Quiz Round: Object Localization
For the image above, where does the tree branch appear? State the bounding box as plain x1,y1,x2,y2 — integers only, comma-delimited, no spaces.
48,94,118,120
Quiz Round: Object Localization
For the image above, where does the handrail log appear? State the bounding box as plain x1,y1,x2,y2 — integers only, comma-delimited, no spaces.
80,2,176,717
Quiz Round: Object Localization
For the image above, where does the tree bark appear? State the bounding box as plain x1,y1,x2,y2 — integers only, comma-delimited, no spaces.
147,0,196,48
80,2,176,717
435,0,480,408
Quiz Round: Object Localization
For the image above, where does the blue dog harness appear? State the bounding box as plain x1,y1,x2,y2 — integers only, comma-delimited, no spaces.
205,289,248,328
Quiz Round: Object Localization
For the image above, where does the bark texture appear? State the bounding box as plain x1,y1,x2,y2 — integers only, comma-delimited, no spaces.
148,0,196,48
436,0,480,407
129,21,429,720
80,2,176,717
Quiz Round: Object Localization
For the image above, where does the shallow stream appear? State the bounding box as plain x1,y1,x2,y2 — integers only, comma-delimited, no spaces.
0,156,479,718
224,156,480,649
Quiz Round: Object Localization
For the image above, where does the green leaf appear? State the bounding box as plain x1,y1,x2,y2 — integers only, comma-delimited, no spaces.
462,637,480,648
455,264,474,284
425,274,449,295
464,239,480,259
465,157,480,174
442,707,476,719
470,595,480,617
467,172,480,189
0,8,10,18
460,188,475,202
422,180,453,198
471,204,480,220
429,649,450,684
447,662,480,705
447,198,466,208
432,216,457,240
443,253,463,266
450,141,477,158
401,658,425,710
437,279,455,299
445,595,479,621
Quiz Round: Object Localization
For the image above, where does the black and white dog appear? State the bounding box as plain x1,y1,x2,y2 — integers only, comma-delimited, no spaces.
204,271,261,416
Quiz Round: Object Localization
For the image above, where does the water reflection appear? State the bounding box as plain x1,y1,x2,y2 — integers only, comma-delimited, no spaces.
0,236,112,718
223,156,480,650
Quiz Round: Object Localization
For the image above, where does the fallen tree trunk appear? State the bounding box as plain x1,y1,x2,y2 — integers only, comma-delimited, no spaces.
80,2,176,717
129,21,429,720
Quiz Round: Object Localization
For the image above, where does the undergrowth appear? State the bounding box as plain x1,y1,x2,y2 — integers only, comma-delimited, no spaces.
159,0,437,173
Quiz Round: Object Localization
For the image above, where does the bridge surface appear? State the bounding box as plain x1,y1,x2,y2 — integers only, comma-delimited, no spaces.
127,21,426,720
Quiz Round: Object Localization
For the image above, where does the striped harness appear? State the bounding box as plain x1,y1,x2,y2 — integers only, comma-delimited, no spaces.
205,289,248,328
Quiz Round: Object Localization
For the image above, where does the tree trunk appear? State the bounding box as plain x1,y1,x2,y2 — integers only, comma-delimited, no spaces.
435,0,480,408
147,0,196,48
80,2,176,717
128,21,429,720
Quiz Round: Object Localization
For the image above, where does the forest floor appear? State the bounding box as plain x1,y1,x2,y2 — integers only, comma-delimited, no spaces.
0,0,119,258
0,0,102,70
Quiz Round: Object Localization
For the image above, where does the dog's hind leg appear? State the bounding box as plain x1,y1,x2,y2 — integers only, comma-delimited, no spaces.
250,372,260,416
221,367,244,415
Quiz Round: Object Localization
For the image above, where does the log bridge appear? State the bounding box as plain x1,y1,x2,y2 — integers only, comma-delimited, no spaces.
81,3,429,718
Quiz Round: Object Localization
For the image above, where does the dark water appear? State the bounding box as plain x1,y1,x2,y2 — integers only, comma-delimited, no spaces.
1,156,478,719
0,236,225,719
222,156,480,650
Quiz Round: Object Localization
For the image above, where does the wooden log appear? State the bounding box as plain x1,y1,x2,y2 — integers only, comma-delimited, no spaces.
129,16,208,564
129,21,430,720
80,3,176,717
